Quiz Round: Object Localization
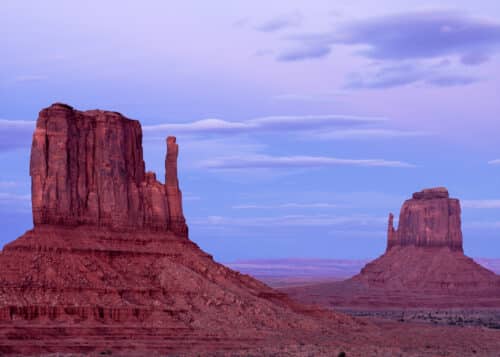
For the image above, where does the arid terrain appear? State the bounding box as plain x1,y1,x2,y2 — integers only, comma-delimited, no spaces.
232,258,500,329
227,258,368,288
1,104,500,356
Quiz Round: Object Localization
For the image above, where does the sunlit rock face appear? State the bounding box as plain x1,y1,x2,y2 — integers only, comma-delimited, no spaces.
387,187,463,252
30,103,187,236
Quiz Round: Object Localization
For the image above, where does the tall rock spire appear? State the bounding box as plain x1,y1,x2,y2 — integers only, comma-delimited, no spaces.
165,136,188,236
386,213,397,250
386,187,463,252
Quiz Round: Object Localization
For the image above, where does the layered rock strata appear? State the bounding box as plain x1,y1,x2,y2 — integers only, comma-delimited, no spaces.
30,103,187,236
387,187,462,251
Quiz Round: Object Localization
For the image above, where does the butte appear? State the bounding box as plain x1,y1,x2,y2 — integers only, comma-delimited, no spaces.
285,187,500,310
0,103,357,355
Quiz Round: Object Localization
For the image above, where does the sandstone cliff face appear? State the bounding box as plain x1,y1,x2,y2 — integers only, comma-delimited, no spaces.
387,187,463,251
30,103,187,236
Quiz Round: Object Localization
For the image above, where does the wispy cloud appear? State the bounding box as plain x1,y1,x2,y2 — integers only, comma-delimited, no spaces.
199,154,415,170
488,159,500,165
278,42,331,61
461,52,490,66
0,181,21,188
326,229,384,238
145,136,299,181
192,214,386,228
427,75,481,87
145,136,267,169
0,193,30,203
143,114,385,135
255,48,274,57
340,10,500,63
462,200,500,209
311,128,431,140
232,202,339,209
346,63,480,90
13,75,48,83
0,119,36,152
0,192,31,213
0,119,36,129
233,17,249,28
273,92,348,103
254,12,302,32
273,10,498,89
278,10,500,64
464,221,500,229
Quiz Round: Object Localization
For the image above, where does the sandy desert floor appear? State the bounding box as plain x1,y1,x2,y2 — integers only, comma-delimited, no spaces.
23,318,500,357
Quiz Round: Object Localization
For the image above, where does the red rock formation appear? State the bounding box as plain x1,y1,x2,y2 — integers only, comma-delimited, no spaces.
386,213,396,249
2,109,500,355
387,187,463,251
1,103,362,355
30,103,186,235
165,136,188,236
284,187,500,310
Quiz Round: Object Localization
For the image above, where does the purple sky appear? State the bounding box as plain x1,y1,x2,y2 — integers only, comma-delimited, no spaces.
1,1,500,261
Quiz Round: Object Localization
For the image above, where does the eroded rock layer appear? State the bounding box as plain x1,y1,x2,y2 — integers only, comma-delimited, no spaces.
0,226,355,354
387,187,462,251
30,103,187,236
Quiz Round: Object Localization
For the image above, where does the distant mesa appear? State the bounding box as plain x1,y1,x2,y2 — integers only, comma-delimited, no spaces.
387,187,462,251
284,187,500,309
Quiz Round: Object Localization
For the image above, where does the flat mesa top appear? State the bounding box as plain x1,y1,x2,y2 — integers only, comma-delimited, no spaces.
51,102,74,110
412,187,449,200
42,103,133,124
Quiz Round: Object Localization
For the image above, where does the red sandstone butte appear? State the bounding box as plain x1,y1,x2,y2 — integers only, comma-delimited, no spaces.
30,103,187,236
284,187,500,309
387,187,462,251
0,103,362,355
